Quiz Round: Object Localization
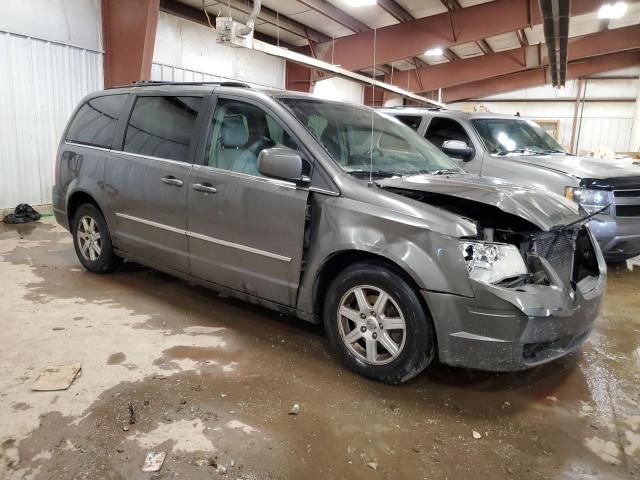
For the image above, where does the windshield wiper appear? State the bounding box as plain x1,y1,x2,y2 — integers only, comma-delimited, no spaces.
428,169,461,175
497,148,543,156
347,170,402,178
540,148,569,155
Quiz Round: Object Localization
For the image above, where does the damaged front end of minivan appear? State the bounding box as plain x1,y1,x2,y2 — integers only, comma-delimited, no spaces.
378,174,607,371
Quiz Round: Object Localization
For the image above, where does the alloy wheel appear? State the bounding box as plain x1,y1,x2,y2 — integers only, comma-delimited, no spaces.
337,285,407,365
76,215,102,262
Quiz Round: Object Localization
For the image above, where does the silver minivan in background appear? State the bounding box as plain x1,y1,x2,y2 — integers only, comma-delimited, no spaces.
53,83,606,384
382,107,640,262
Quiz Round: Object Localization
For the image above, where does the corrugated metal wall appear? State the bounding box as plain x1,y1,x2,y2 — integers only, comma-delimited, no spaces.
0,31,103,208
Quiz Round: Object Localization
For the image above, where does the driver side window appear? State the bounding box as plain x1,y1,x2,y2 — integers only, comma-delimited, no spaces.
425,117,471,150
206,99,299,177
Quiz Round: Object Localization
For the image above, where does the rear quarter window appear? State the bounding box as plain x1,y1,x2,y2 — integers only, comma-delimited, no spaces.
66,95,128,148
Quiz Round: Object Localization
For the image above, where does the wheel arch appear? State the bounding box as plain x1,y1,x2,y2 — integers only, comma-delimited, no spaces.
66,190,104,228
312,249,431,324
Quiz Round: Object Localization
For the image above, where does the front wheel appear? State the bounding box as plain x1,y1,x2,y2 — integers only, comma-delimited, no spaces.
72,204,122,273
323,262,436,384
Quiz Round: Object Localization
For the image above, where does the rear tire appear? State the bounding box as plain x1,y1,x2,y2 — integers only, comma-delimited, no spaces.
72,204,122,274
323,262,435,384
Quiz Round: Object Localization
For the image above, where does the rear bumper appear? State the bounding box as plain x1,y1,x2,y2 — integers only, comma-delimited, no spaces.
423,236,607,371
51,186,69,231
589,215,640,261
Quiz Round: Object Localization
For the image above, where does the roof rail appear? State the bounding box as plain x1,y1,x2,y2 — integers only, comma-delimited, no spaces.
380,105,447,111
110,80,252,89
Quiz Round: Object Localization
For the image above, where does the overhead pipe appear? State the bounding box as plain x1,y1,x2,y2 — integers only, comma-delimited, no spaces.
539,0,570,87
239,0,260,36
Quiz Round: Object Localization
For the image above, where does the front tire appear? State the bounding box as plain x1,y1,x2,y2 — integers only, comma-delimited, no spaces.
72,204,122,273
323,262,436,384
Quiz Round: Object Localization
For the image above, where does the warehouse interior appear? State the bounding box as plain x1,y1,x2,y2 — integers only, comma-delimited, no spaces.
1,0,640,479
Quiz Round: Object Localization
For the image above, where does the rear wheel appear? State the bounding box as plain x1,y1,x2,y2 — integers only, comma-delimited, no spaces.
72,204,122,273
323,262,435,384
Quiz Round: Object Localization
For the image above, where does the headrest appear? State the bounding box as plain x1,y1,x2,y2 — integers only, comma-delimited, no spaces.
221,115,248,148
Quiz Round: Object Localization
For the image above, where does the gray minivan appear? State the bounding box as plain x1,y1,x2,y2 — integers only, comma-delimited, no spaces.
53,82,606,384
382,107,640,262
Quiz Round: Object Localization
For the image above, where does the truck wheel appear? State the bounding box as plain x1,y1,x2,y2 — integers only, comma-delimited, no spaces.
323,262,436,384
72,204,122,273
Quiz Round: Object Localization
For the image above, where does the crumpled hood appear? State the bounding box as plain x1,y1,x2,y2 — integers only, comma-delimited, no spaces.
377,173,581,231
510,154,640,179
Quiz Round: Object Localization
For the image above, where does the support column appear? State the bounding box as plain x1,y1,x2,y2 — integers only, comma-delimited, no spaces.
630,76,640,152
102,0,160,87
285,47,314,93
285,61,314,93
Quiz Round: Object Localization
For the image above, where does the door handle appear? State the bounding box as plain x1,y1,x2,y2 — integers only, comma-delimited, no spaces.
193,183,217,194
161,176,184,187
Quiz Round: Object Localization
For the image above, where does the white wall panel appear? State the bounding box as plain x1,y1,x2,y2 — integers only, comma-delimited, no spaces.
312,77,364,105
0,0,102,52
153,12,285,89
0,32,103,208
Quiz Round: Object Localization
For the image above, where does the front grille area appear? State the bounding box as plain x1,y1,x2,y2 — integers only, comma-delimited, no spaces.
530,228,579,284
614,189,640,198
616,205,640,217
613,187,640,218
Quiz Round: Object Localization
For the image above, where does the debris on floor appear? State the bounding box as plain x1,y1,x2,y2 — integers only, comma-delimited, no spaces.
289,403,300,415
472,431,482,440
3,203,41,224
31,364,81,391
142,451,166,472
627,255,640,271
128,402,136,425
366,462,378,470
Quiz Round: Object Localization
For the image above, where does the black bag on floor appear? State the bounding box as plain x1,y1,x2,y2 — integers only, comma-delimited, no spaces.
3,204,41,224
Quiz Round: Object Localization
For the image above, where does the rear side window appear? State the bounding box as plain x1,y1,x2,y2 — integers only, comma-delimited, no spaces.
395,115,422,130
66,95,128,148
123,96,203,162
425,116,471,148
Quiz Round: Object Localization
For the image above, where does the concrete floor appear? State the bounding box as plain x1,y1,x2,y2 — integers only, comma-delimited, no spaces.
0,219,638,480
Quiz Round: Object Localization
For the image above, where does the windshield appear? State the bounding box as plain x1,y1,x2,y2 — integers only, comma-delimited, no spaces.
278,97,462,177
471,118,567,155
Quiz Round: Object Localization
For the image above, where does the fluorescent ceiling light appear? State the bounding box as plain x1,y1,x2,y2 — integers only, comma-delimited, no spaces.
343,0,377,6
598,1,628,19
424,47,444,57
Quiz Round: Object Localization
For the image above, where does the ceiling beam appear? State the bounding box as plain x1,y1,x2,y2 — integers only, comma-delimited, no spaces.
438,50,640,102
295,0,369,33
311,0,602,72
159,0,298,49
441,0,492,57
385,24,640,93
160,0,329,44
378,0,414,22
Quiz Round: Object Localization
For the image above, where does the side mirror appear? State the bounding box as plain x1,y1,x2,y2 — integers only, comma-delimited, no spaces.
258,147,308,184
442,140,474,161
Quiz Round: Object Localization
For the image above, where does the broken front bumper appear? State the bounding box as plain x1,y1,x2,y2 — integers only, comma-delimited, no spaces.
423,242,607,371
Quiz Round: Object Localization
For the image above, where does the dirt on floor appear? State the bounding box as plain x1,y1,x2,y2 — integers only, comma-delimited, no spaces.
0,219,638,480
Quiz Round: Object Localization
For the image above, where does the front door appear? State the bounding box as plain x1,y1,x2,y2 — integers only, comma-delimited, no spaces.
187,97,310,306
106,95,204,273
424,116,480,173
